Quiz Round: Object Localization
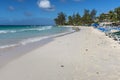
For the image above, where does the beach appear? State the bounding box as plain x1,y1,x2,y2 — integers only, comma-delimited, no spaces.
0,27,120,80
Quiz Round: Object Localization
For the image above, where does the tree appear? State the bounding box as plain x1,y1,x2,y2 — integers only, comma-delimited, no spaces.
68,16,73,25
114,7,120,21
98,7,120,22
68,13,81,26
90,9,97,21
74,13,81,25
98,13,108,22
82,9,92,25
54,12,66,25
108,10,117,22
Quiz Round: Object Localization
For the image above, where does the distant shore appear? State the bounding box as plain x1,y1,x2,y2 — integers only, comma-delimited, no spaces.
0,27,120,80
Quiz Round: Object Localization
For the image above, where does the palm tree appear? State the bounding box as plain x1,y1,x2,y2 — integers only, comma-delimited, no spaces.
68,16,73,25
114,7,120,22
54,12,66,25
82,9,93,25
90,9,97,21
108,10,117,22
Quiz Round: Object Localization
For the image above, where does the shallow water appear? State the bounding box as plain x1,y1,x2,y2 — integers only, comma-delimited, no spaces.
0,25,72,49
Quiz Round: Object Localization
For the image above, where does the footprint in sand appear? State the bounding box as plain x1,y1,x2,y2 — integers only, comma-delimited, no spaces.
85,49,88,51
61,65,64,67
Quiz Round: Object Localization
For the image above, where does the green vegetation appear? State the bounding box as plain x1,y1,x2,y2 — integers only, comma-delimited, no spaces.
54,9,97,26
82,9,96,25
68,13,82,25
54,7,120,26
98,7,120,23
54,12,66,25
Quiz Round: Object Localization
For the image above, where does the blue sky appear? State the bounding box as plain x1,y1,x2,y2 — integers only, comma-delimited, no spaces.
0,0,120,25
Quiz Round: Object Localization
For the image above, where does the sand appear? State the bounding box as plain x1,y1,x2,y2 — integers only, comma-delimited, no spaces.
0,27,120,80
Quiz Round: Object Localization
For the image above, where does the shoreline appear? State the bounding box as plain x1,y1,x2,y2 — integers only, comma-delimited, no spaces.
0,26,75,50
0,27,120,80
0,29,76,68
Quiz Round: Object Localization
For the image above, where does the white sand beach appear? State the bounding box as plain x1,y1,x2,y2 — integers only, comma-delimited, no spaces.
0,27,120,80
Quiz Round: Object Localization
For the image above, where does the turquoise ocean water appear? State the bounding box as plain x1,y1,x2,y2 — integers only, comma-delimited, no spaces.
0,25,72,49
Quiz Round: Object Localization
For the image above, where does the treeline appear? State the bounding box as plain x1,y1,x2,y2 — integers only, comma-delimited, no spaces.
54,9,97,26
98,7,120,22
54,7,120,26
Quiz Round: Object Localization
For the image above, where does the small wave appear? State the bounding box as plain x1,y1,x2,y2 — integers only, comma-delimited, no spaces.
0,44,17,49
0,36,50,49
20,36,49,45
20,26,52,32
0,26,53,34
0,30,16,34
20,30,74,45
0,30,74,49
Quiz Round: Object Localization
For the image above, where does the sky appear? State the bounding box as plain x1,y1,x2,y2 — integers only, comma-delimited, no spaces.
0,0,120,25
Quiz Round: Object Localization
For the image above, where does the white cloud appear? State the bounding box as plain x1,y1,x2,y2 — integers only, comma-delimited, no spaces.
39,0,51,8
37,0,55,11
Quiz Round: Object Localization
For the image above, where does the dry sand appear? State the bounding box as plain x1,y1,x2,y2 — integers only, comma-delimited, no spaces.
0,27,120,80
